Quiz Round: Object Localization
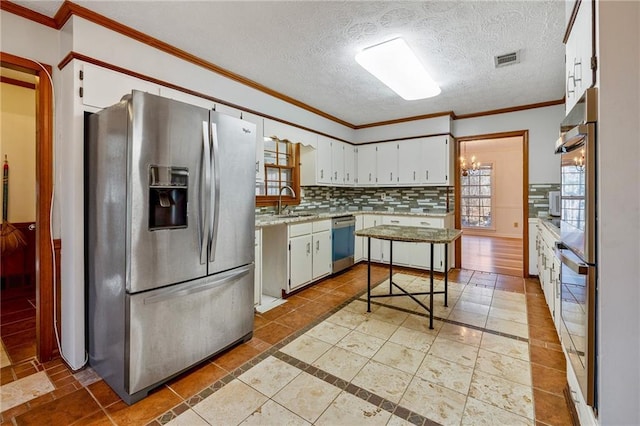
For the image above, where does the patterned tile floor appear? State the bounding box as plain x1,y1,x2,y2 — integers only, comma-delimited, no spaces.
0,264,572,425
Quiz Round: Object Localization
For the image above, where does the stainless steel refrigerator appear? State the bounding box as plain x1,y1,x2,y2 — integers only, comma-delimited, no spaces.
86,90,256,404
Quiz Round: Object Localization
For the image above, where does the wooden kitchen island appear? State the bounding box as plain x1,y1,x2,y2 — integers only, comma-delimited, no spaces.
356,225,462,329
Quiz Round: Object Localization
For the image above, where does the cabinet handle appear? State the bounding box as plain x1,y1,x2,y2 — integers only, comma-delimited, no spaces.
420,221,431,226
390,172,393,181
255,161,259,173
567,72,575,96
321,169,324,179
306,242,311,254
390,220,400,224
413,171,416,180
573,58,582,84
316,240,319,251
346,172,349,181
368,172,371,182
334,171,337,179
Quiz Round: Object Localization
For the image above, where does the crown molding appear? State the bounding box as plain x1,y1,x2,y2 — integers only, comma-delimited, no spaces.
4,0,566,130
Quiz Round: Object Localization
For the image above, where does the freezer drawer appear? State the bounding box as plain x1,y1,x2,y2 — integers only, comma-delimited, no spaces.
127,265,254,396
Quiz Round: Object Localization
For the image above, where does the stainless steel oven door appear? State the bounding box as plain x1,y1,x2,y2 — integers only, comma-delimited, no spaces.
557,244,595,406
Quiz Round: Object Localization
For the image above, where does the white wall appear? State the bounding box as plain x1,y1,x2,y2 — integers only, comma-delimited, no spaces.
595,1,640,424
453,104,564,184
0,82,36,223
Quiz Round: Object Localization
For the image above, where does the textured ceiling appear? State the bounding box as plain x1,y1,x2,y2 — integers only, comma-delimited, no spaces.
14,1,566,126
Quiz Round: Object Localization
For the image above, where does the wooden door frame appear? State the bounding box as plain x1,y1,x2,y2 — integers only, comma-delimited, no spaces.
454,130,529,277
1,52,56,361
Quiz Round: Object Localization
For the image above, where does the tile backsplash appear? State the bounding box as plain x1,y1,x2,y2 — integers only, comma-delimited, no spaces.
256,186,454,214
528,183,561,218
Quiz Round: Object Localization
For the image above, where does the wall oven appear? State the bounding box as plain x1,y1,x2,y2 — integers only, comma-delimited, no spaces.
555,87,597,408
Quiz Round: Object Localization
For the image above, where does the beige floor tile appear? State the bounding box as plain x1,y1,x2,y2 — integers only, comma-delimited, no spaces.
469,370,534,419
369,305,410,326
280,334,332,364
415,354,474,394
305,321,352,345
488,306,528,324
447,309,488,328
343,299,378,314
238,356,302,397
386,415,414,426
492,290,526,303
351,360,412,404
388,326,434,353
490,296,527,313
480,333,530,361
475,349,532,387
485,317,529,339
400,376,467,426
459,293,493,306
312,346,369,382
355,317,399,340
462,286,494,298
0,371,55,411
462,397,534,425
165,409,209,426
240,400,310,426
454,300,491,316
400,314,443,335
193,379,268,425
438,323,483,347
371,341,425,375
272,372,341,423
315,391,391,426
327,309,369,329
428,337,479,368
336,330,386,358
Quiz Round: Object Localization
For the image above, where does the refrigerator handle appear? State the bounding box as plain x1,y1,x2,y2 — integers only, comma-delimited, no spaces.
209,122,221,262
201,121,211,265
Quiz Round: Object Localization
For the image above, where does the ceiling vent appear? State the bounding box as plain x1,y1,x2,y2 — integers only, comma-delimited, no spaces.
494,50,521,68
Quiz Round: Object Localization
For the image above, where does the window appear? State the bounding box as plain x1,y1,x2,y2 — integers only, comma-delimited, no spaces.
461,164,493,228
256,137,300,207
560,163,585,231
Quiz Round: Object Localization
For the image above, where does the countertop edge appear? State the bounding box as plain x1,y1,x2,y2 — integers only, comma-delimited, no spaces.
256,210,454,228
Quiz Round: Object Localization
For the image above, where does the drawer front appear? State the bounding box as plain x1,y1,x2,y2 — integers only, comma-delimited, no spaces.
289,222,313,238
409,217,445,228
312,219,331,233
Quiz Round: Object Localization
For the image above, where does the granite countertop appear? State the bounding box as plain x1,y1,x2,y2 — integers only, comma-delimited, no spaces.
538,217,561,239
256,209,453,227
356,224,462,244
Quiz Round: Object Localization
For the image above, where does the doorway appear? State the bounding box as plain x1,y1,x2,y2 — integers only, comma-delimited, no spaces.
454,131,529,277
0,53,55,364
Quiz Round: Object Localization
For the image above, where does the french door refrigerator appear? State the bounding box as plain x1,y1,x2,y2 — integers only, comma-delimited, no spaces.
86,90,256,404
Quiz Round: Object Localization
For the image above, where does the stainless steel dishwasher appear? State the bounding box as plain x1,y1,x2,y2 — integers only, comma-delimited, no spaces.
332,215,356,273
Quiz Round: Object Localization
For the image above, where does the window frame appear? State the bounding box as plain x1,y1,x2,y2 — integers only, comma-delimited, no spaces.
460,163,495,229
255,138,301,207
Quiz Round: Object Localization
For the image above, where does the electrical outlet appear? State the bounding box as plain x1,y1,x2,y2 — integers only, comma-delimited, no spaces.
514,222,518,228
380,192,386,201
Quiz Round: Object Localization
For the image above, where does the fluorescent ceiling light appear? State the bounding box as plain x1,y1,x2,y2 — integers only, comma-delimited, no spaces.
355,38,441,100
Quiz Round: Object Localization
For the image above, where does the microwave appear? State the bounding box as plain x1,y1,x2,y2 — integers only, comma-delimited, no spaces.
549,191,561,217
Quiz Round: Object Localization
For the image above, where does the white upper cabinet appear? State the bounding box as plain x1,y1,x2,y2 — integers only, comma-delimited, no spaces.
215,103,242,118
158,87,215,109
315,136,333,184
242,111,264,182
331,139,345,185
357,144,377,186
376,142,399,185
398,139,423,185
344,144,356,185
565,0,594,114
82,63,160,109
421,136,450,185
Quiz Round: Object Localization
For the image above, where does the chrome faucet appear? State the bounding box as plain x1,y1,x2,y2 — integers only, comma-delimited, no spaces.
277,185,296,215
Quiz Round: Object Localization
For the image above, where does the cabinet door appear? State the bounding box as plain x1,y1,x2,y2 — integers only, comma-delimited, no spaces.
344,144,356,185
289,235,312,290
357,145,377,185
422,136,449,185
381,216,412,266
565,0,594,114
312,230,332,279
254,230,262,306
398,139,422,185
316,137,333,184
242,112,264,182
82,63,160,109
331,141,345,185
363,215,381,261
354,215,364,262
409,217,445,271
376,142,399,185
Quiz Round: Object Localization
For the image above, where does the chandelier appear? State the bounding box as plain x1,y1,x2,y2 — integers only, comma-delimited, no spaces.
574,148,585,172
460,142,480,176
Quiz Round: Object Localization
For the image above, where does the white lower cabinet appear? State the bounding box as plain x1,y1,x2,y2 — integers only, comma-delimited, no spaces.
288,220,331,292
254,229,262,306
381,216,413,266
409,217,445,271
354,215,364,262
362,215,382,261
